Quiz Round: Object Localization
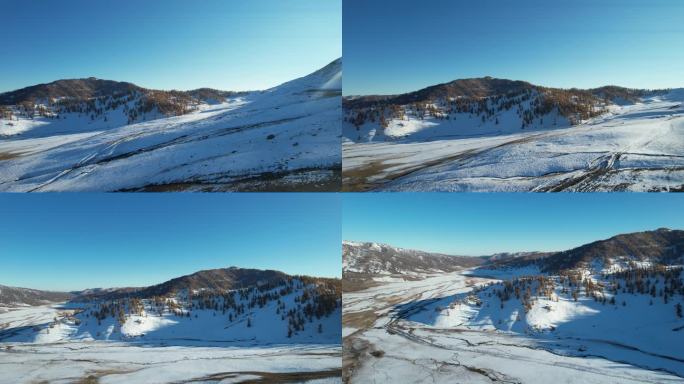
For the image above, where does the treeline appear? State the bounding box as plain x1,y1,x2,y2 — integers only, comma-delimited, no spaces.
78,277,341,338
344,87,608,132
0,89,232,125
477,275,556,312
475,265,683,318
603,266,684,306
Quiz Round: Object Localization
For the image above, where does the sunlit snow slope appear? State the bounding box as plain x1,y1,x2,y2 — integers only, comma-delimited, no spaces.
0,59,342,191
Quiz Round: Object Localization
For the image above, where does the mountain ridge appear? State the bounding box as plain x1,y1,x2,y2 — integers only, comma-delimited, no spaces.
343,77,670,141
0,285,73,306
344,76,664,103
73,266,340,301
2,267,340,305
343,228,684,282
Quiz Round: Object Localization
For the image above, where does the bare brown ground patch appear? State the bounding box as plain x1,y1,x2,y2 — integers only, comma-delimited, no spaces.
381,293,421,307
343,337,363,384
342,160,392,192
0,152,22,161
73,369,139,384
342,132,552,191
342,278,381,293
343,149,480,191
121,168,341,192
183,368,341,383
343,310,377,331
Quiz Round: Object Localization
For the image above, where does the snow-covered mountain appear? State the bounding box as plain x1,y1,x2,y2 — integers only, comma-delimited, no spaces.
344,229,684,285
343,241,484,290
343,241,484,275
74,267,293,300
0,78,241,137
0,285,73,307
483,228,684,274
343,78,684,192
343,77,657,143
0,58,342,191
0,267,341,345
487,251,552,262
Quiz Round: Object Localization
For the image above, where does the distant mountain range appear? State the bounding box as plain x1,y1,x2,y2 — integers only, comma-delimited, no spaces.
343,228,684,290
342,241,485,291
0,285,73,307
507,228,684,273
1,267,339,306
343,240,484,275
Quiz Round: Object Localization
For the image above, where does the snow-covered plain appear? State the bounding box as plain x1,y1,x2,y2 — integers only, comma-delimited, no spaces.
0,337,340,384
343,269,684,383
343,90,684,191
0,300,342,383
0,59,342,191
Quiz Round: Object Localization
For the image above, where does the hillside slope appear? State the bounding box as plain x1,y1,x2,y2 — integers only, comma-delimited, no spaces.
1,268,342,346
343,86,684,192
343,77,658,143
344,230,684,383
482,228,684,274
0,78,239,138
0,58,342,192
0,285,73,307
343,241,484,291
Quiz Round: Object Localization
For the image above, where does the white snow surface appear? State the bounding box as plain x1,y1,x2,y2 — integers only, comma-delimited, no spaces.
343,90,684,191
2,283,340,345
344,268,684,383
0,340,340,384
0,283,342,383
0,58,342,191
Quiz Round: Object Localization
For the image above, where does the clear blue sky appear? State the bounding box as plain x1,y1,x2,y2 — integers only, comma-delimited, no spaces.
0,194,341,291
343,193,684,256
343,0,684,95
0,0,341,93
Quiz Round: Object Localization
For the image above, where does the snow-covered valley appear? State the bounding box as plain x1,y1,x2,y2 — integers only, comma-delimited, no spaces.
344,270,684,384
0,270,342,383
342,233,684,383
0,58,342,192
343,86,684,192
